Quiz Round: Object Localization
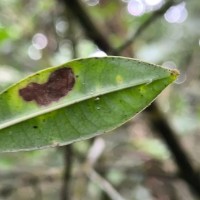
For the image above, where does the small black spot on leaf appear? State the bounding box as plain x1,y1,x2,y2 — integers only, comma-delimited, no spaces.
19,67,75,106
33,126,38,129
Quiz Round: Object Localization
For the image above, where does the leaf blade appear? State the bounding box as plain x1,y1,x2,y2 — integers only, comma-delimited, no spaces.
0,57,178,152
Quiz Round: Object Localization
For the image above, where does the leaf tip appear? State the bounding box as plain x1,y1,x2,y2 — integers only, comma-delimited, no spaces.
169,68,180,81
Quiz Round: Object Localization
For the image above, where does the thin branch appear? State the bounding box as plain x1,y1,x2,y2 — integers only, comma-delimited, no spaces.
145,102,200,196
84,138,127,200
60,0,200,197
88,168,126,200
114,0,182,54
59,0,114,53
87,137,105,166
60,145,73,200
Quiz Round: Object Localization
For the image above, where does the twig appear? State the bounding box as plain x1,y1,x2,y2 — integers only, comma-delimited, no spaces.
114,0,182,54
84,138,127,200
59,0,114,53
145,102,200,196
88,168,127,200
87,137,105,166
60,0,200,197
60,145,73,200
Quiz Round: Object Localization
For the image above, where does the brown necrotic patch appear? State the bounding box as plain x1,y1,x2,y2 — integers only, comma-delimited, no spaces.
19,67,75,106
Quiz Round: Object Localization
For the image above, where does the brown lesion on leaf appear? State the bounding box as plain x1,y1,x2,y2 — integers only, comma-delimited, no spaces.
19,67,75,106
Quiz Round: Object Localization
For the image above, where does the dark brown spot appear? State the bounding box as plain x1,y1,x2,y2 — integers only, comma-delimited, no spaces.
19,67,75,106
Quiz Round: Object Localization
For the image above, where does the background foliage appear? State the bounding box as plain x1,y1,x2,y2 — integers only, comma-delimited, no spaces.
0,0,200,199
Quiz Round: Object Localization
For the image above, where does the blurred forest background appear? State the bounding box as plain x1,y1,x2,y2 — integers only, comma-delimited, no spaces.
0,0,200,199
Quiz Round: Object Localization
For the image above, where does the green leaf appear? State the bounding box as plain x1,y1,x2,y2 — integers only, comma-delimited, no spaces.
0,56,179,152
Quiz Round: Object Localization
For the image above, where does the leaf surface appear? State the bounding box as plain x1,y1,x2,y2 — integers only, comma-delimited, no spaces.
0,57,178,152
